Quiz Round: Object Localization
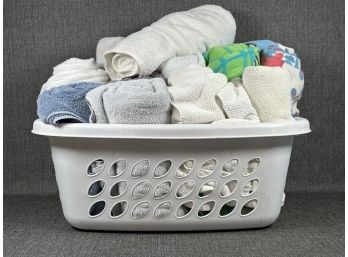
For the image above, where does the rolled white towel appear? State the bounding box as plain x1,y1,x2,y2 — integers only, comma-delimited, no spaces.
242,66,293,122
96,37,124,68
41,58,109,93
104,5,236,80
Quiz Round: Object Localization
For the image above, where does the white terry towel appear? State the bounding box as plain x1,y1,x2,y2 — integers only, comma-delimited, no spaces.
104,5,236,80
158,54,206,80
168,65,227,124
217,78,259,121
242,66,293,122
96,37,124,68
41,58,109,93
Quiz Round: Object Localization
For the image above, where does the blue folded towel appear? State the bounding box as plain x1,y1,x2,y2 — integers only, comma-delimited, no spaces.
37,82,101,125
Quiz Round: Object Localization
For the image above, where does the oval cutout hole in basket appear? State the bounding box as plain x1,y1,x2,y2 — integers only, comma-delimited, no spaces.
132,181,151,199
110,201,128,218
153,202,172,219
131,160,150,178
154,181,172,199
219,200,237,217
88,180,105,197
110,181,128,198
109,159,127,177
154,160,172,178
241,179,259,197
87,159,105,176
198,180,216,198
132,201,150,219
220,159,238,177
176,201,194,218
175,160,194,178
89,201,106,217
198,159,217,178
176,180,195,198
220,180,238,197
241,199,258,216
242,158,260,176
197,201,215,218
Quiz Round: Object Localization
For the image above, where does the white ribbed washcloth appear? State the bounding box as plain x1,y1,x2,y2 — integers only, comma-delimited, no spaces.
242,66,293,122
217,78,259,121
168,65,227,124
104,5,236,80
41,58,109,93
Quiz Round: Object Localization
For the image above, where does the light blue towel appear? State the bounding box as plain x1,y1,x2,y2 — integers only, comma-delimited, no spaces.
37,82,100,125
246,39,277,51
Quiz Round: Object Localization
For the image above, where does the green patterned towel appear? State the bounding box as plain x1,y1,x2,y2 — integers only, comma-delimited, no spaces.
204,43,260,81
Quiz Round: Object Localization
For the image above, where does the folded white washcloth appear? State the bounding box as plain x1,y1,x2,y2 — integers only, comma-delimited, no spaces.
217,78,259,121
158,54,206,80
168,65,227,124
104,5,236,80
96,37,124,68
41,58,109,93
242,66,293,122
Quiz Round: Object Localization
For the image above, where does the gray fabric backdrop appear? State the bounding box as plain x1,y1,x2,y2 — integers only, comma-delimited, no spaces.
3,0,344,195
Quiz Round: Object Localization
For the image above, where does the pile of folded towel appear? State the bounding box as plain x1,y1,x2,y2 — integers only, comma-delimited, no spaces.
37,4,304,125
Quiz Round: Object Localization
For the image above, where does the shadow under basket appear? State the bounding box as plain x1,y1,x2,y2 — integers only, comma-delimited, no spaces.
32,118,310,231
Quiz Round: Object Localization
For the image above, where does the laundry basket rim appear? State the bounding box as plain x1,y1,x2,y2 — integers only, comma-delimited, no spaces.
32,118,310,139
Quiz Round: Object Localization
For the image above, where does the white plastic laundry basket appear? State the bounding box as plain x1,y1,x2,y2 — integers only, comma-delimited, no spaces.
32,118,310,231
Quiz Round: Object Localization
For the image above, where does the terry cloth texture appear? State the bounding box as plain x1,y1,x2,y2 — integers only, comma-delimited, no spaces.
168,65,227,124
104,5,236,80
158,54,206,80
37,82,100,124
261,44,304,116
131,160,150,178
86,78,171,124
40,58,109,93
132,181,151,199
96,37,124,68
153,181,171,198
153,202,172,219
247,40,304,116
216,78,259,121
204,43,260,81
176,181,195,197
132,202,150,219
153,160,172,177
242,66,293,122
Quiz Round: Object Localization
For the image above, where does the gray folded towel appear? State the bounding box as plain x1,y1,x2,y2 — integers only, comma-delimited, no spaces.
86,78,171,124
